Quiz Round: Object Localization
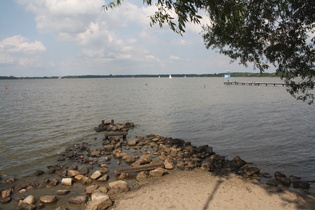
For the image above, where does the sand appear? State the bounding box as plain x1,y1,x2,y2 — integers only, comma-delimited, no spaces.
110,170,315,210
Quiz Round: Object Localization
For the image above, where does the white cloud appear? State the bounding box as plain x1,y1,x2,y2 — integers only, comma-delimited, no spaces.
172,39,192,46
0,35,46,67
0,35,46,54
169,55,180,60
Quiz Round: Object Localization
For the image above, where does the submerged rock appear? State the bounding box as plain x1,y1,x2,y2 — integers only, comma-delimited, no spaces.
292,181,310,189
39,195,57,204
68,196,86,204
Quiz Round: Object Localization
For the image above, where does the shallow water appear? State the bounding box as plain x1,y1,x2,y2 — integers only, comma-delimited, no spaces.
0,77,314,189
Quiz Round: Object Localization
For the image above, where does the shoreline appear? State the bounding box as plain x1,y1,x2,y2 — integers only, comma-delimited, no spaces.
1,121,314,209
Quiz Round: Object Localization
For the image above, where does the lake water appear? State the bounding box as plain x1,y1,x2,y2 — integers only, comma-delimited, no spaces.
0,77,314,191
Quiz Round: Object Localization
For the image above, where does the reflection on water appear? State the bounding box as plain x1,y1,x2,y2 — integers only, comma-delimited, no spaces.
0,78,314,187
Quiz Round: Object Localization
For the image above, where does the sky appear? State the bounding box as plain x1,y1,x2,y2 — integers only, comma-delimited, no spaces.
0,0,267,77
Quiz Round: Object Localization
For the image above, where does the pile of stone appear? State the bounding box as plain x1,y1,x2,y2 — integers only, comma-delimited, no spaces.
94,120,135,132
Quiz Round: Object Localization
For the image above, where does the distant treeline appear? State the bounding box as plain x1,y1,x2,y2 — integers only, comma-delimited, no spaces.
0,72,278,80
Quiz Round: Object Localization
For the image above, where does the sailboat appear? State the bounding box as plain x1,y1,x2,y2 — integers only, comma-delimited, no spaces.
169,74,172,79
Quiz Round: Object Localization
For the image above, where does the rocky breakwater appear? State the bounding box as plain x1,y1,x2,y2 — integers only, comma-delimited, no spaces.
94,120,135,132
1,121,312,209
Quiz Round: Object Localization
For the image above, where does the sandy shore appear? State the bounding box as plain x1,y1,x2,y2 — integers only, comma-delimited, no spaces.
111,170,315,210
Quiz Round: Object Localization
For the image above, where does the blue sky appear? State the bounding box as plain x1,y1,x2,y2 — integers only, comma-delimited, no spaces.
0,0,266,77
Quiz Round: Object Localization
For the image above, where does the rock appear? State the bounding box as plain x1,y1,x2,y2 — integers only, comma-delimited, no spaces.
23,195,36,205
56,190,71,195
80,176,92,185
208,154,225,170
240,164,260,177
276,176,291,187
18,201,35,210
114,151,128,158
292,181,310,189
266,179,279,187
89,150,101,157
149,167,168,177
6,178,15,184
128,139,138,146
90,170,102,180
117,173,128,180
98,187,108,194
61,178,73,186
79,167,90,175
1,196,11,204
40,195,57,204
137,154,152,165
104,145,115,151
15,184,27,192
85,185,99,195
55,206,68,210
86,190,113,210
275,172,291,186
57,156,66,161
123,155,137,163
68,196,86,204
34,170,45,176
97,175,109,182
74,174,85,181
164,158,174,169
109,180,129,193
49,177,59,186
262,173,272,178
1,189,11,200
64,151,75,159
19,189,26,193
274,171,286,178
99,168,109,174
67,170,80,177
136,171,148,181
233,156,247,168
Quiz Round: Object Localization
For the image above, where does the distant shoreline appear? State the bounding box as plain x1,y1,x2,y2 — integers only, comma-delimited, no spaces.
0,72,278,80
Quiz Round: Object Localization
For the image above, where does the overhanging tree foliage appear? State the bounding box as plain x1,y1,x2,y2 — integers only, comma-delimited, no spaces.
105,0,315,104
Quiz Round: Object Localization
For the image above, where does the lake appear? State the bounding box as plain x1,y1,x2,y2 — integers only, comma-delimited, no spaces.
0,77,314,191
